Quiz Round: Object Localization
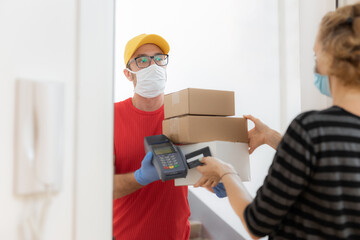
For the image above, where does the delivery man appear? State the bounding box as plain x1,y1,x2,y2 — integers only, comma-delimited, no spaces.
112,33,190,240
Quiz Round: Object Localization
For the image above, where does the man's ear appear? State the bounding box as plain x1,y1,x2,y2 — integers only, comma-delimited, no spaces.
123,69,133,82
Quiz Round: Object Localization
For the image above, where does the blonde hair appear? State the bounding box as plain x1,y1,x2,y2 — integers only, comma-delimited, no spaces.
318,2,360,86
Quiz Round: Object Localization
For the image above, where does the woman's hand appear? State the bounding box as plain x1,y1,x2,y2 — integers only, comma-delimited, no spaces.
244,115,282,153
194,157,234,188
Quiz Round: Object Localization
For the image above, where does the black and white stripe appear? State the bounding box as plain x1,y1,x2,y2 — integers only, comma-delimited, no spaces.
245,106,360,240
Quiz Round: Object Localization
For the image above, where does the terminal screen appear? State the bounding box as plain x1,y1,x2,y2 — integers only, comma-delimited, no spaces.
153,144,174,155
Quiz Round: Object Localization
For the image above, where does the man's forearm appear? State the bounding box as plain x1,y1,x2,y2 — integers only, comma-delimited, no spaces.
113,172,143,199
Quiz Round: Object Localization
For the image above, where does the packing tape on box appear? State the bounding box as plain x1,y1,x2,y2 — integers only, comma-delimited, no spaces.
172,92,180,105
170,117,180,140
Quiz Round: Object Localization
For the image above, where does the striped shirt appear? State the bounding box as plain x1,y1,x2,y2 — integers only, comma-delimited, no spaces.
244,106,360,240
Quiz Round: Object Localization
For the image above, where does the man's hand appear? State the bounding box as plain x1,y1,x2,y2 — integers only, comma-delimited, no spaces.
134,152,160,186
212,183,227,198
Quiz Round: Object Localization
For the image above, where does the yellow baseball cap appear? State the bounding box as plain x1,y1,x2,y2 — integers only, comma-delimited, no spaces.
124,33,170,66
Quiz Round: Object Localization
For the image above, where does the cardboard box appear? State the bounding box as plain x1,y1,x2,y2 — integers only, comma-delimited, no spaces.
164,88,235,119
163,115,248,144
175,141,251,186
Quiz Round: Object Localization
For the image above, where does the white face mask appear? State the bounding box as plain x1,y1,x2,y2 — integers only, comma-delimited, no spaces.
127,64,167,98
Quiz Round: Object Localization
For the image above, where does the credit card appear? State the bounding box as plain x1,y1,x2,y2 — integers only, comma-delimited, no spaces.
185,146,212,169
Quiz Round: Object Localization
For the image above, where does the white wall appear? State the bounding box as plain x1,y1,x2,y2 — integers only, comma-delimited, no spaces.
0,1,76,239
278,0,301,131
115,0,282,238
0,0,114,239
341,0,360,6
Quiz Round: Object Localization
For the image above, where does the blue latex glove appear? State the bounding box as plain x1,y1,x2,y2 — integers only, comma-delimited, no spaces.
134,152,160,186
212,183,227,198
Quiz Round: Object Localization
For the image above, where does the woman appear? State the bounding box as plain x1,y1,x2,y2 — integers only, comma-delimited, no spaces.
195,3,360,239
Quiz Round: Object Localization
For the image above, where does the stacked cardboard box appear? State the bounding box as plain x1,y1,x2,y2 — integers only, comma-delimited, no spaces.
162,88,250,185
163,88,248,144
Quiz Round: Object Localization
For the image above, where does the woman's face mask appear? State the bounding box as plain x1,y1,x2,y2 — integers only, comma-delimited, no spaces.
127,64,167,98
314,72,331,97
313,54,331,98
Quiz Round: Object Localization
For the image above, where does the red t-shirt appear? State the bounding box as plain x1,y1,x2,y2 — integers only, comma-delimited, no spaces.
113,98,190,240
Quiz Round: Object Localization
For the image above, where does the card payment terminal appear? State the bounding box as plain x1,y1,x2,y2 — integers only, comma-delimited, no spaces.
144,135,188,181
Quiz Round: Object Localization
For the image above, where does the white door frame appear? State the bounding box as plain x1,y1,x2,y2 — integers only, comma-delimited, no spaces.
73,0,114,239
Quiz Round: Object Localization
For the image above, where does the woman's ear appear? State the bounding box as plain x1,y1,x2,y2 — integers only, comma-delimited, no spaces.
123,69,133,82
